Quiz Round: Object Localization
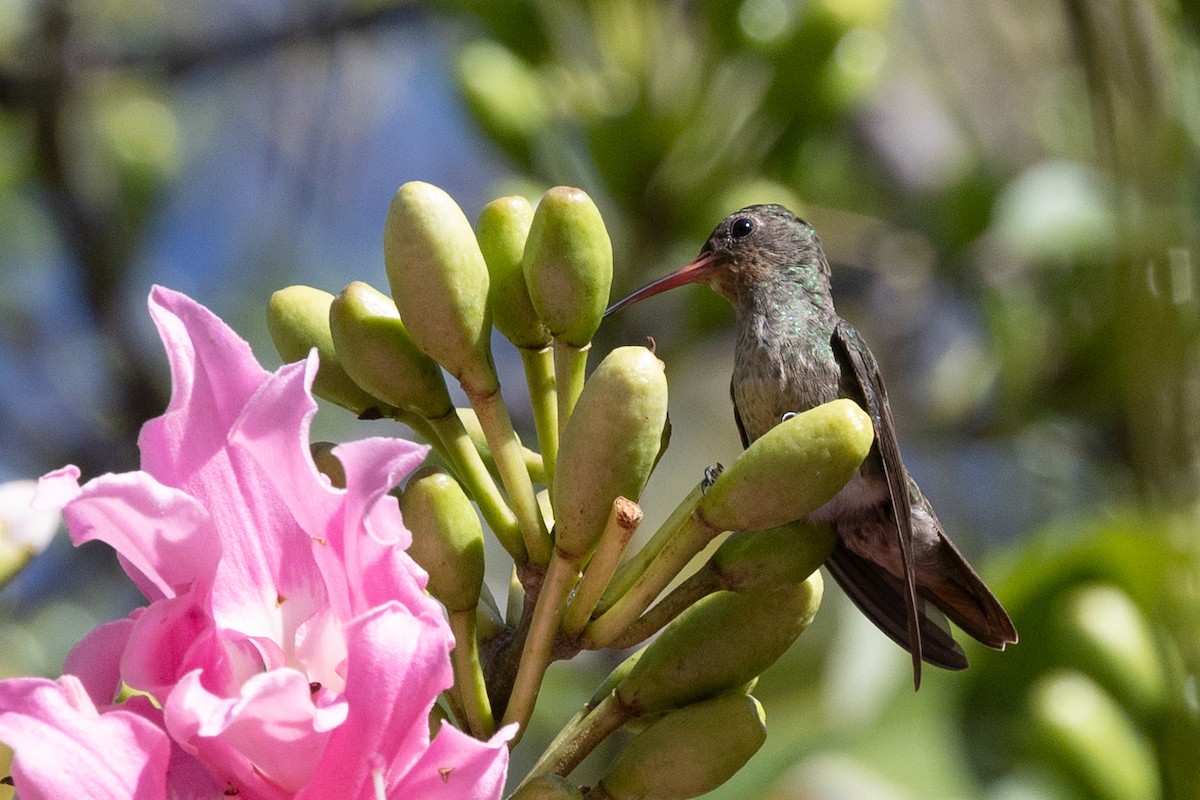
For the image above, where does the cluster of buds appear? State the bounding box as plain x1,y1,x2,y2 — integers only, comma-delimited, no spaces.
266,181,874,798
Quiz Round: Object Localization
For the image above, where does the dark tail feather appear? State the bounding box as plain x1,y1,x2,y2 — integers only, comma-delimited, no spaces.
826,542,969,670
912,500,1019,650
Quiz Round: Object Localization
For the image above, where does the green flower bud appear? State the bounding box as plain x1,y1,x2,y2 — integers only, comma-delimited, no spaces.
508,775,585,800
710,521,836,592
267,285,395,418
615,576,823,715
383,181,498,395
589,648,645,708
1055,584,1167,717
523,187,613,347
1029,670,1159,800
554,346,668,559
329,281,454,420
478,195,550,349
309,442,346,488
598,694,767,800
398,468,485,613
700,399,872,531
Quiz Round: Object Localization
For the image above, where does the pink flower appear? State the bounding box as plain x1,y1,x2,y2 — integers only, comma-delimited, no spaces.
0,287,512,799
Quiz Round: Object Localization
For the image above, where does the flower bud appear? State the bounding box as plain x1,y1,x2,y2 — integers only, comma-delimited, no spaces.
383,181,498,395
615,576,822,715
398,468,485,613
508,775,585,800
1054,584,1167,717
1029,670,1159,800
267,285,395,417
309,442,346,488
699,399,872,531
523,187,613,348
598,693,766,800
329,281,454,420
478,195,550,349
554,347,667,559
589,649,645,708
710,521,836,592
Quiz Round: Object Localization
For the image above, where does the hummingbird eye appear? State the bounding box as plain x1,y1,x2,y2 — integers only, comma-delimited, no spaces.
730,217,756,240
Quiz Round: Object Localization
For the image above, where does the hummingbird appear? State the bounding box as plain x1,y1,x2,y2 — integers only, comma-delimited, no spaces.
606,204,1017,688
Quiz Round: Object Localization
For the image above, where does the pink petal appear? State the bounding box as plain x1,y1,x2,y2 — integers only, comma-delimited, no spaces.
60,471,216,602
316,438,431,620
32,466,82,512
139,286,270,485
297,602,463,800
398,722,516,800
120,594,224,702
165,669,345,798
63,617,135,709
0,676,170,800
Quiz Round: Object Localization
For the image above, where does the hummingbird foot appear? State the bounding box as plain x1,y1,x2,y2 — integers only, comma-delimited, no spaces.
701,463,725,494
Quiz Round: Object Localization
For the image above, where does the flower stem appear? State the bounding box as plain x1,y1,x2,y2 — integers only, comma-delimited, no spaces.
520,345,558,493
592,483,705,618
425,411,525,562
554,340,589,436
583,508,723,649
448,609,495,738
500,551,579,741
561,497,642,638
467,387,552,565
603,567,722,651
521,693,632,783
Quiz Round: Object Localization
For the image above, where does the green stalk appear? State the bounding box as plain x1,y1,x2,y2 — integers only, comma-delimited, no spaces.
520,345,558,492
562,497,642,638
500,551,579,740
522,693,631,783
424,411,525,562
583,509,723,650
448,610,495,738
592,483,705,618
554,341,589,437
469,388,552,565
603,569,722,651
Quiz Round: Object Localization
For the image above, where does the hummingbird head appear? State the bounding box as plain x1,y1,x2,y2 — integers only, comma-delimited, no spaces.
606,204,832,317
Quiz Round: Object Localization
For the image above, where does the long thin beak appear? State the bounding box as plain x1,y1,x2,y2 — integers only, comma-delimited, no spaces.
604,251,720,317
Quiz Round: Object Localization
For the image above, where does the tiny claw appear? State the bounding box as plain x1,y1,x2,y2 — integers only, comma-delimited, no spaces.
701,463,725,494
780,411,798,422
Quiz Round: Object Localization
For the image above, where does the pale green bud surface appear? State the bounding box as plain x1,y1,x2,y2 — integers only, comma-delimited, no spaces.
710,521,836,592
329,281,454,420
554,346,667,558
309,442,346,489
598,693,767,800
267,285,394,417
700,398,873,531
615,576,823,715
523,186,613,347
478,195,549,349
398,468,486,613
383,181,498,394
